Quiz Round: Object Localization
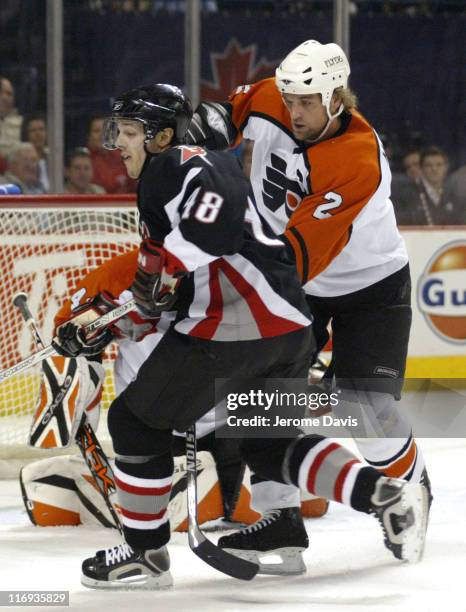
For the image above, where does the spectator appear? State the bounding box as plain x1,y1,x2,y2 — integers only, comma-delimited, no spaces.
394,146,462,225
87,116,136,193
0,142,45,194
153,0,218,12
445,164,466,213
391,149,421,210
64,147,106,194
21,114,49,192
0,76,23,164
401,149,422,183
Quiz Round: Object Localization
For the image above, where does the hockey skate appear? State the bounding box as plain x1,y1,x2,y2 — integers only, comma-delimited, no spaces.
370,476,429,563
81,542,173,590
218,507,308,575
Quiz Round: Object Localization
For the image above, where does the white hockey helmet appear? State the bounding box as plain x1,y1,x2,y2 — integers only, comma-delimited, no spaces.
275,40,350,111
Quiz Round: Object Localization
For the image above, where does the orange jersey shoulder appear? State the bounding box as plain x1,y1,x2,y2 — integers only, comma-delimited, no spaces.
284,112,382,283
229,78,292,136
54,249,139,328
304,111,380,195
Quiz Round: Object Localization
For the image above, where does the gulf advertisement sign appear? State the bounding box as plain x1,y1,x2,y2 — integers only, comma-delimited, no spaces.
417,241,466,344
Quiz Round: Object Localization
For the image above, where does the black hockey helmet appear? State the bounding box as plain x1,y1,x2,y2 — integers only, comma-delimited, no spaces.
103,83,193,149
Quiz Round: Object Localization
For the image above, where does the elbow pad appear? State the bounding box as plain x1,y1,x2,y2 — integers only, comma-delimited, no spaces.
185,102,237,150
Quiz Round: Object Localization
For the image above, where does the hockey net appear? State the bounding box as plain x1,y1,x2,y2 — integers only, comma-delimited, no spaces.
0,195,139,477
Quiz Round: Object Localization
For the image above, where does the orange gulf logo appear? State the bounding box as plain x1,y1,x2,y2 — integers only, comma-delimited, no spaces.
417,241,466,344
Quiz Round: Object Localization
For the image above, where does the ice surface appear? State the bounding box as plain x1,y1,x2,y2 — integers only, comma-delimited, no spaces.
0,438,465,612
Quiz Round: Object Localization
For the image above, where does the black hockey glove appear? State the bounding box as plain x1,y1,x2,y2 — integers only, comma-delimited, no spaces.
52,296,115,358
185,102,237,150
131,239,185,318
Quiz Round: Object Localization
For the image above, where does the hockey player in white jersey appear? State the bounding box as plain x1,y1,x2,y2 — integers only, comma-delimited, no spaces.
186,39,432,573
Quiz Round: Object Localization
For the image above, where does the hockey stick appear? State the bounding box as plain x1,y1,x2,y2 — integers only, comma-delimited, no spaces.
185,425,258,581
0,297,137,383
12,292,123,535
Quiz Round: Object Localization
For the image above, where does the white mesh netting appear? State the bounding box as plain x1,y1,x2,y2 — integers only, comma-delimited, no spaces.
0,200,139,477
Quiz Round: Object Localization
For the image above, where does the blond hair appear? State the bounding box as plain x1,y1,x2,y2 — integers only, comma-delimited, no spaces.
333,87,358,112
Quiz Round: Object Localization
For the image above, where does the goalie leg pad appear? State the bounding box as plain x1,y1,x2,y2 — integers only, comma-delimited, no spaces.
20,455,81,526
30,356,105,449
20,455,119,529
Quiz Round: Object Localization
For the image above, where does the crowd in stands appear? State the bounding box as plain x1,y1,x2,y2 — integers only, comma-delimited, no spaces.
391,146,465,225
66,0,464,16
0,75,137,196
0,74,464,225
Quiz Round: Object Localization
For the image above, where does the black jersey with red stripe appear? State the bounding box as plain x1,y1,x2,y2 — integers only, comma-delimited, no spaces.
136,145,311,340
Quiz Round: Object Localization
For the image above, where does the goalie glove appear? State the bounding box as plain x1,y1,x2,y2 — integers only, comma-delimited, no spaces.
29,355,105,449
131,239,186,318
52,293,116,358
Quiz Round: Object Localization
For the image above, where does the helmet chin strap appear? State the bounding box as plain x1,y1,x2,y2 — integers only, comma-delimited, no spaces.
305,101,344,144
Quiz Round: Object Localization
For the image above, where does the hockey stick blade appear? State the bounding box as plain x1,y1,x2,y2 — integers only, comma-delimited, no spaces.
189,526,258,581
186,427,258,581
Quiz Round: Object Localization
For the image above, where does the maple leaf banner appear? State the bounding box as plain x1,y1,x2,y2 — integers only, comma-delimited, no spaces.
200,38,280,101
87,12,462,165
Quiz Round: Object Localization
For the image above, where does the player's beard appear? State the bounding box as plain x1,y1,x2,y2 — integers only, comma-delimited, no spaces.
292,121,325,143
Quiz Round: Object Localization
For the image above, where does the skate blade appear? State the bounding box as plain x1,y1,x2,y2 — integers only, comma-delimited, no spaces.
81,570,173,590
401,483,428,564
202,518,248,532
222,547,306,576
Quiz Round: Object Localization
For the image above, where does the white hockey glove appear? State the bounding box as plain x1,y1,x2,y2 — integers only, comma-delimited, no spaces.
29,355,105,449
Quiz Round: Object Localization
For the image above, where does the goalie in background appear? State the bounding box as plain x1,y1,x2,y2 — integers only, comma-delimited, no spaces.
21,248,264,532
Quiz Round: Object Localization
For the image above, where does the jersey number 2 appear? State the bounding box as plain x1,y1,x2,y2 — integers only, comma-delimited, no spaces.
313,192,342,219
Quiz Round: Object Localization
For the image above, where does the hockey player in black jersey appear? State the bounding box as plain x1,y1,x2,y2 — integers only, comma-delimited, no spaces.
52,84,428,589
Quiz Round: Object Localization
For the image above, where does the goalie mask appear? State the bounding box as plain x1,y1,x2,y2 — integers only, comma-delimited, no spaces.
103,83,193,150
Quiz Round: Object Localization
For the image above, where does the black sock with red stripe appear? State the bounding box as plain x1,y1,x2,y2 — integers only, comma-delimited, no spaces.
114,453,173,551
108,394,176,550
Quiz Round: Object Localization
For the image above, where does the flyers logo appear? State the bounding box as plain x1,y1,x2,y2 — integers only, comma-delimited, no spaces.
180,145,208,165
262,153,306,217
